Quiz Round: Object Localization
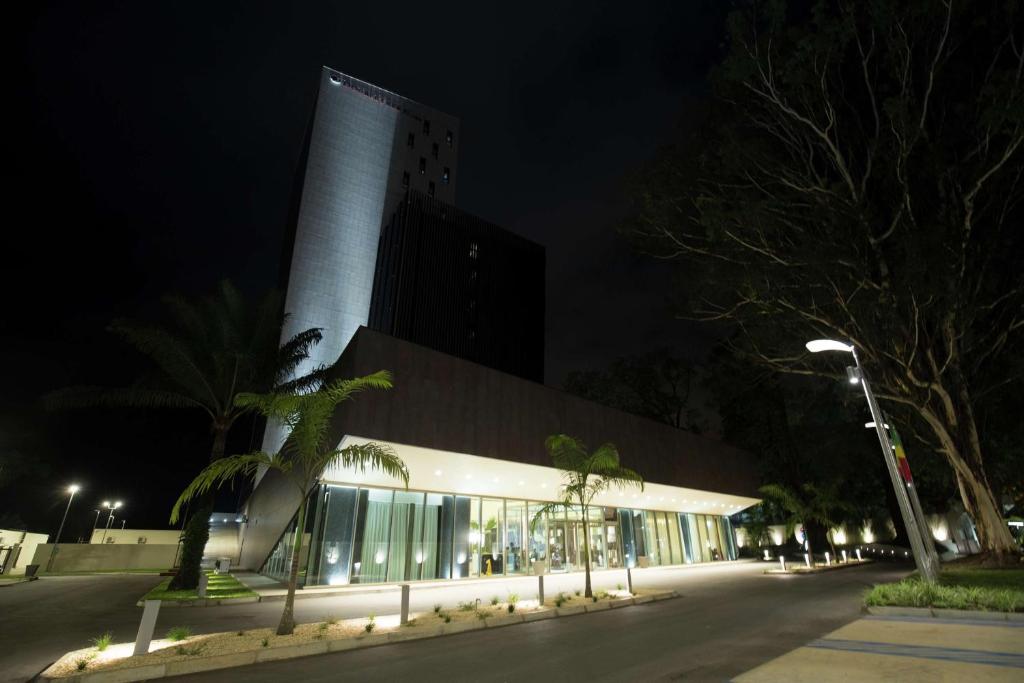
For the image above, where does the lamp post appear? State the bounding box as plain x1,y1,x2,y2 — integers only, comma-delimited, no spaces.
99,501,123,545
865,421,942,571
91,509,102,541
805,339,938,583
46,484,81,572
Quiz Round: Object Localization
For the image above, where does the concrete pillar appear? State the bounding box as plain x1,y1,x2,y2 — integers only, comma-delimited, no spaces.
626,567,633,594
133,600,161,656
537,575,544,605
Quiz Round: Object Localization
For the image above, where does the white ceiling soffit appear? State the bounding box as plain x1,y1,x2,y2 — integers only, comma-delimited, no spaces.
317,435,760,515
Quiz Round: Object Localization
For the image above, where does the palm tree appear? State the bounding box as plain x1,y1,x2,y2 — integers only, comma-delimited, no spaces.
170,370,408,635
44,281,324,589
759,483,850,563
532,435,643,598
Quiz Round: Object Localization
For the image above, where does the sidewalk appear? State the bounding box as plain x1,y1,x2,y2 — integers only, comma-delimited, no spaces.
234,559,754,602
734,613,1024,682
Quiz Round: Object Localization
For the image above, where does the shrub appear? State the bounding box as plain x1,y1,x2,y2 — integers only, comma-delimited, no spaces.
236,630,245,637
507,592,519,605
444,613,452,623
433,603,442,613
457,601,476,612
477,610,489,620
326,614,339,625
404,618,418,627
596,590,609,599
574,590,581,597
75,657,92,671
507,603,516,614
175,644,206,657
491,595,500,606
616,583,623,591
592,595,598,603
166,626,192,642
91,632,113,652
364,615,376,633
261,637,269,648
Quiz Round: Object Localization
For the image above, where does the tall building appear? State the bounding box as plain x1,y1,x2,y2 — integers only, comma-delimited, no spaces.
369,190,545,382
279,66,460,387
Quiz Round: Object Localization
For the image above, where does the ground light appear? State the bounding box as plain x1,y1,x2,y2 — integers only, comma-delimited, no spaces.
46,484,81,571
804,339,938,584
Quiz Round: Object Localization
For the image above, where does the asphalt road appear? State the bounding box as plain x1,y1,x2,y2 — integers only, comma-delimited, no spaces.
0,561,911,682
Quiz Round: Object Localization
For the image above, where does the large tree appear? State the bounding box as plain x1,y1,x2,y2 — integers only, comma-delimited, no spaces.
627,1,1023,559
44,281,325,587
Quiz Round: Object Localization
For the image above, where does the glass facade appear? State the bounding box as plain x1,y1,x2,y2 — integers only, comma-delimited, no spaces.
261,484,739,586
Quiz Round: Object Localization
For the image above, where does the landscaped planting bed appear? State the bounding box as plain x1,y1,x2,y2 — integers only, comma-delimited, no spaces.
864,568,1024,613
138,570,257,605
42,589,673,682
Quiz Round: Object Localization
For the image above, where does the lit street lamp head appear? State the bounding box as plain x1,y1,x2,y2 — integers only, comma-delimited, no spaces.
805,339,854,354
68,484,80,495
846,366,861,384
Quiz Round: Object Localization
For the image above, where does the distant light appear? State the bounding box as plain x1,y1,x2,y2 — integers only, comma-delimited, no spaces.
518,481,524,486
434,469,442,476
805,339,854,354
864,422,890,429
465,474,472,480
68,484,81,495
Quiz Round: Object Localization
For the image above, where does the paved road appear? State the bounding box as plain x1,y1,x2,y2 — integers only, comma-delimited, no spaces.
0,562,910,682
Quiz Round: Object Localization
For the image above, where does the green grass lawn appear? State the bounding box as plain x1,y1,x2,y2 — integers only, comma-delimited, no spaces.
865,567,1024,612
141,571,257,602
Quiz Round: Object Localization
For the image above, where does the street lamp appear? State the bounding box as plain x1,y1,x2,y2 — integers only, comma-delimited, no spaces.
46,484,81,572
99,501,123,545
805,339,938,583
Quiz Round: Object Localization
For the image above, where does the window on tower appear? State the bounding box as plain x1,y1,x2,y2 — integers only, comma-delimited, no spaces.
428,181,435,197
423,119,431,135
432,142,439,159
402,171,410,188
407,132,415,148
419,157,426,174
446,130,453,147
442,167,450,184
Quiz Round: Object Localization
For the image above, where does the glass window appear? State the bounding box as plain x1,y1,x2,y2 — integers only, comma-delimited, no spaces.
419,157,426,174
420,493,453,579
402,171,409,188
667,512,684,565
618,509,636,568
655,512,671,566
446,129,453,147
679,513,694,563
387,491,425,582
423,119,431,134
528,503,547,572
442,167,450,184
644,510,660,566
351,488,393,583
707,515,725,561
428,181,435,198
506,500,527,574
432,142,439,159
481,499,504,575
631,510,647,564
453,496,473,578
308,485,358,586
407,132,415,148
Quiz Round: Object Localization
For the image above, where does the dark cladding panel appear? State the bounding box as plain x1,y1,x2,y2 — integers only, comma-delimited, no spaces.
369,191,545,382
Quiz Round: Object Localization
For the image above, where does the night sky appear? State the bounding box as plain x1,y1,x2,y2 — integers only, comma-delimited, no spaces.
6,1,730,536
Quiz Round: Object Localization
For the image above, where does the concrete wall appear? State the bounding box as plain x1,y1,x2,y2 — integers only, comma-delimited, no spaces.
0,529,49,574
89,529,181,545
32,543,178,572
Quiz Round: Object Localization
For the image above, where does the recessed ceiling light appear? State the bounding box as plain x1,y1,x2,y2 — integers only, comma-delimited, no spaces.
492,477,499,483
434,469,442,476
518,481,524,486
465,474,472,480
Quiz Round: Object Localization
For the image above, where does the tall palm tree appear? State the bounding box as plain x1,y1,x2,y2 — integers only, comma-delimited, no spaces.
171,370,408,636
44,280,324,589
532,435,643,598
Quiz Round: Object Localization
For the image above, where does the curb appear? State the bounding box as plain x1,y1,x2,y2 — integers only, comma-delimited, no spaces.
866,605,1022,622
43,590,678,682
135,596,261,608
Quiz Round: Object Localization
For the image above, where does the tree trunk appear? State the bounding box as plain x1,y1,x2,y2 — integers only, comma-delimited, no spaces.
581,506,593,598
919,387,1018,562
169,423,228,590
277,498,307,636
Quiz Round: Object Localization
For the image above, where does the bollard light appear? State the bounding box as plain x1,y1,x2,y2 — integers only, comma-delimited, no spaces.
842,550,848,563
825,551,831,566
779,556,786,571
856,548,862,561
763,549,770,561
804,553,811,568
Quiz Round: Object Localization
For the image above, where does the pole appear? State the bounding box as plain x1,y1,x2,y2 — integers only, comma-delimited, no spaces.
853,350,937,583
46,488,78,572
92,509,101,542
101,510,114,544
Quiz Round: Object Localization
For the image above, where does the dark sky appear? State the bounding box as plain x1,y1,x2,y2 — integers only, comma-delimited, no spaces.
6,1,731,536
